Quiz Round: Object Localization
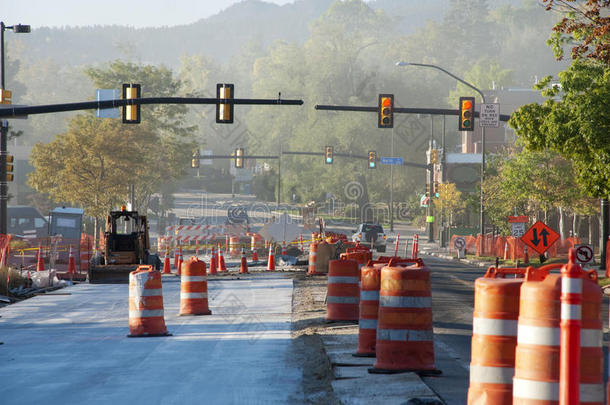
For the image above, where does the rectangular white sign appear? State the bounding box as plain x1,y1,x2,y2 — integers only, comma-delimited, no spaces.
479,103,500,127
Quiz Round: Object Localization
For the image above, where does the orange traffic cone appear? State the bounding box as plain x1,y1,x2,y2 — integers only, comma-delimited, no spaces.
252,247,259,262
177,250,184,276
36,245,45,272
173,246,179,269
209,247,218,275
240,248,249,274
267,244,275,271
162,248,171,274
281,242,287,256
218,244,227,272
67,245,76,275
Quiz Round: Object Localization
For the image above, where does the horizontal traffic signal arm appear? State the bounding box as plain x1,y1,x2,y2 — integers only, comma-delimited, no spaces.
314,104,511,122
0,97,304,118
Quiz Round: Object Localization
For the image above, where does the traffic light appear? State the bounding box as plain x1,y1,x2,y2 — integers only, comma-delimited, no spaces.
325,146,333,164
433,181,439,198
425,182,430,197
459,96,475,131
235,147,244,168
216,83,234,124
378,94,394,128
122,83,141,124
430,149,438,164
368,151,376,169
0,89,12,104
191,150,200,168
5,155,14,182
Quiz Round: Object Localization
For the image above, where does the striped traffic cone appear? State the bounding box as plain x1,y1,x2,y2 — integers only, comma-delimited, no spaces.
162,248,171,274
209,247,218,275
177,250,183,276
240,248,249,274
267,244,275,271
67,245,76,275
281,242,287,256
36,245,45,271
218,244,227,272
252,247,259,262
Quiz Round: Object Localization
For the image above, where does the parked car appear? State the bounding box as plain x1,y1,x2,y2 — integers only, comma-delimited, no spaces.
351,223,387,252
7,206,48,238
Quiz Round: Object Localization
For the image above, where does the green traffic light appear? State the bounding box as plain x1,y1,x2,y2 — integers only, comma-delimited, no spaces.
326,157,333,164
463,119,471,128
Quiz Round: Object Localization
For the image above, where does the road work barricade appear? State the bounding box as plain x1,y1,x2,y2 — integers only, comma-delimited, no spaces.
513,258,602,404
326,259,359,321
467,266,525,405
370,259,439,375
128,266,171,337
179,257,212,316
307,242,319,275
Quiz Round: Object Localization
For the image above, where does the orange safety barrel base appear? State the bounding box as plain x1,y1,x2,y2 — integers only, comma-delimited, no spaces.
127,265,172,338
369,261,441,376
326,259,360,321
179,256,212,316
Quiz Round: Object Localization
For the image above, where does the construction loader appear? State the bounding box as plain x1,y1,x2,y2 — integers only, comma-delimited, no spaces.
88,207,160,283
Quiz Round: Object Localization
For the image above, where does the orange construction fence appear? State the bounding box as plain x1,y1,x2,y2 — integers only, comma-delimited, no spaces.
450,234,581,260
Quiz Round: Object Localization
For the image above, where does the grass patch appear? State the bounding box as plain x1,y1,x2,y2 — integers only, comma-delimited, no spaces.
0,266,27,297
598,277,610,288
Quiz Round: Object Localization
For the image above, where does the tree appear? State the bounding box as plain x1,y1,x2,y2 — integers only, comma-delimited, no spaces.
433,183,465,227
543,0,610,65
28,114,159,239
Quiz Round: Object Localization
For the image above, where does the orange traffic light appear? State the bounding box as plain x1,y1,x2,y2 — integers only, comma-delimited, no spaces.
122,83,141,124
235,147,244,168
216,83,234,124
378,94,394,128
459,96,475,131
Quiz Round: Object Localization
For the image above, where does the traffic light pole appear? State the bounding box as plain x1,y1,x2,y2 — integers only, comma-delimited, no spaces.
427,116,434,243
0,120,7,235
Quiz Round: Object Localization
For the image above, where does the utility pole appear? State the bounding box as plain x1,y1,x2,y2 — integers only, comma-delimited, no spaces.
390,128,394,232
427,115,434,243
440,115,446,248
277,144,282,208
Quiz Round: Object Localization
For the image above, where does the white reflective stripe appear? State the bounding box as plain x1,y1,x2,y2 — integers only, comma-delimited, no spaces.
131,288,162,297
328,276,359,284
309,252,317,257
327,296,359,304
360,290,380,301
379,295,431,308
581,328,602,347
180,292,208,299
561,303,581,320
129,309,164,318
580,383,604,402
469,365,514,384
359,319,378,330
512,379,603,403
181,275,206,282
517,324,560,346
513,378,558,401
377,328,433,342
473,317,518,337
561,277,582,294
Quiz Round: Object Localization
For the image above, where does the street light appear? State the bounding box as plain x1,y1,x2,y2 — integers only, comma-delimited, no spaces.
1,22,31,235
396,61,487,239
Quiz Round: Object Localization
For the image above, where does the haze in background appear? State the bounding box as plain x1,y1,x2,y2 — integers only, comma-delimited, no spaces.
0,0,297,28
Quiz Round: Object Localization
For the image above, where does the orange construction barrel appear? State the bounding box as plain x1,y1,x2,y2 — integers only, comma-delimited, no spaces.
128,265,171,337
179,256,212,316
326,259,359,321
354,261,382,356
467,267,525,405
370,260,439,374
513,264,603,404
229,236,240,257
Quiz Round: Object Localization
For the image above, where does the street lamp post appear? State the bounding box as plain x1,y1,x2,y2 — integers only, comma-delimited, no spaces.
396,61,487,238
0,22,30,235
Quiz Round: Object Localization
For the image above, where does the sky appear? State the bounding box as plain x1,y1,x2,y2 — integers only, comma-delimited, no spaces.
1,0,297,28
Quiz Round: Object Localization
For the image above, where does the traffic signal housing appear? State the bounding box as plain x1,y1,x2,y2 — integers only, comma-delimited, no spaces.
430,149,438,164
325,146,333,164
368,151,376,169
122,83,141,124
216,83,234,124
425,182,430,197
5,155,14,182
235,148,245,168
459,96,475,131
191,150,200,168
0,89,12,104
378,94,394,128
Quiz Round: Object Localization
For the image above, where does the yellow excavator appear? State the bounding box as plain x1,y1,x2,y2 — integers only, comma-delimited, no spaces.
88,207,160,283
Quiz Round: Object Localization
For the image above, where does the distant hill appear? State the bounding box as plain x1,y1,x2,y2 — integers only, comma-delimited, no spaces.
9,0,521,68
